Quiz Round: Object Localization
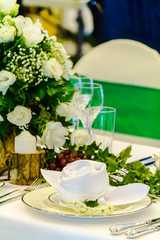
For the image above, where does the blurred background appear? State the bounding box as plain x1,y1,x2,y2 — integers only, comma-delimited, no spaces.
16,0,160,145
18,0,160,65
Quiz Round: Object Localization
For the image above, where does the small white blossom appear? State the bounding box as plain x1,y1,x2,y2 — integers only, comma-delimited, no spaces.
0,25,16,43
71,129,90,146
42,58,63,81
0,70,16,95
56,103,75,121
41,121,68,149
7,106,32,126
62,59,74,80
0,0,16,14
0,115,4,121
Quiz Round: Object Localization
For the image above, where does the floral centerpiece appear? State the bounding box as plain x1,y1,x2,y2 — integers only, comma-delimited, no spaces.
0,0,86,177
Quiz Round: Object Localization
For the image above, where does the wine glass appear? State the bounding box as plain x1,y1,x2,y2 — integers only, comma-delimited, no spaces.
85,83,104,134
73,82,103,134
69,74,93,87
91,106,116,152
68,75,93,130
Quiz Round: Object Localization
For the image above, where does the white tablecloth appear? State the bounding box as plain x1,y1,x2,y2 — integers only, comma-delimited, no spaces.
0,140,160,240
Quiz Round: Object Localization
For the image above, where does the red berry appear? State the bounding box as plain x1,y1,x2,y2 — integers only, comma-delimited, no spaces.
64,154,69,160
56,153,64,161
56,167,61,171
60,159,67,167
51,159,57,163
68,158,75,163
78,153,85,159
49,162,56,170
64,150,71,155
75,157,81,161
70,153,77,158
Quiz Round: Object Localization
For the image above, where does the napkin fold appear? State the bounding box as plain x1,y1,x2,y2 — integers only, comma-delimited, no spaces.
41,160,149,205
101,183,149,205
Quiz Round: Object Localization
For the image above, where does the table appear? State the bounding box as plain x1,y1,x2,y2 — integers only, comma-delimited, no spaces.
0,140,160,240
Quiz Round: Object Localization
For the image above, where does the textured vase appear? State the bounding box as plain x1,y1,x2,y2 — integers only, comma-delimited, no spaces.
8,150,45,185
0,133,15,176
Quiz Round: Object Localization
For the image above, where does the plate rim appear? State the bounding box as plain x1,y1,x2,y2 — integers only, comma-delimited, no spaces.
0,181,5,188
22,187,152,219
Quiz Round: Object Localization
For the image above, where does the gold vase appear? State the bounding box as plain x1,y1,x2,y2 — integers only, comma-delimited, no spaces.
0,133,15,176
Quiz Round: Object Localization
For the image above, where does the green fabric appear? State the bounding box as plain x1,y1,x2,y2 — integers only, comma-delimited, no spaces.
93,80,160,140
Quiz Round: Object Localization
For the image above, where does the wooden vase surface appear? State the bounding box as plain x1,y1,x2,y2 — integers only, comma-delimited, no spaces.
8,150,45,185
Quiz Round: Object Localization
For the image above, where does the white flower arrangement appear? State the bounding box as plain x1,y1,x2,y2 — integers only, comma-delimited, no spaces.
0,0,78,157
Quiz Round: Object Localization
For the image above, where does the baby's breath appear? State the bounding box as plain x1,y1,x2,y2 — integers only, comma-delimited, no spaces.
5,46,48,84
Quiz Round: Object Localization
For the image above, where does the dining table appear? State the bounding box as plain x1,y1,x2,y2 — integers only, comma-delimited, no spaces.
0,138,160,240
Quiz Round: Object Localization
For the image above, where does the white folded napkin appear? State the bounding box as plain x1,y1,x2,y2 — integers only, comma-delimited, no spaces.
41,160,149,205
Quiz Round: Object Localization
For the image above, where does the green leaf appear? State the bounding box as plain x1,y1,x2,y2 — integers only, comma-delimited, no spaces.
84,199,99,208
47,88,58,96
107,157,119,172
10,3,20,17
119,145,132,159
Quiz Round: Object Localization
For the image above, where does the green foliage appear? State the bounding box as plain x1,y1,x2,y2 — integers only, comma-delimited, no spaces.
84,199,99,208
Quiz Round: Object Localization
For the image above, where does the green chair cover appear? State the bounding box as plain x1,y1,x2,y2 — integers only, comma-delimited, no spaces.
94,80,160,140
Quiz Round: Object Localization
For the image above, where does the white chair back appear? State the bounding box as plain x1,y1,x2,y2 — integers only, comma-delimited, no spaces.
74,39,160,89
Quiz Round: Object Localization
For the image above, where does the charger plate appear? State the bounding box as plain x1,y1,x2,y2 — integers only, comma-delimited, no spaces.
0,181,4,188
22,187,152,218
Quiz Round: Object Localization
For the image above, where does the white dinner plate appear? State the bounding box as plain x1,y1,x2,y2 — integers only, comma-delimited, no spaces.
0,181,4,188
22,187,152,219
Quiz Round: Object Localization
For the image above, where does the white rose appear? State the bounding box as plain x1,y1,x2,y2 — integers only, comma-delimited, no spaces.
0,25,16,43
14,16,42,36
56,103,75,121
34,19,43,30
0,115,4,121
14,15,33,35
0,0,16,14
22,26,44,47
0,70,16,95
41,160,109,202
41,122,68,149
62,59,74,80
71,129,90,146
7,106,32,126
42,58,63,81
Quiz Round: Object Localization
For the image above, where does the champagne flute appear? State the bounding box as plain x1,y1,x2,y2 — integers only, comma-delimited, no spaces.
85,83,104,133
73,82,103,133
68,75,93,130
69,75,93,87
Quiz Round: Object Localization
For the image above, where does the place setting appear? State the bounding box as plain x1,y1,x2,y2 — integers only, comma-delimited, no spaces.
22,159,150,219
0,1,160,239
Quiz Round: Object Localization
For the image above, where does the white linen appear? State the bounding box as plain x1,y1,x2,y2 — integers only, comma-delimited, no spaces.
41,160,109,202
0,140,160,240
0,181,160,240
41,160,149,205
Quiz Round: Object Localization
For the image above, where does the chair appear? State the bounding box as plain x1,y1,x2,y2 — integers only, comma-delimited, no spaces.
74,39,160,141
